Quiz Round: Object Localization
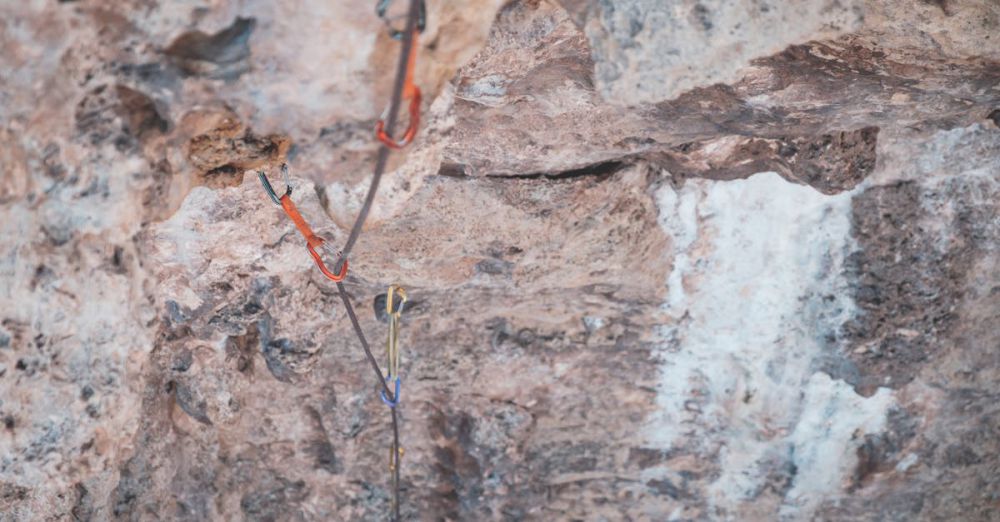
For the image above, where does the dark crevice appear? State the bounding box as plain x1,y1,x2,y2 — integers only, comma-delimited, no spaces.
165,17,256,64
486,160,629,181
205,164,237,177
314,183,335,222
165,17,256,80
437,162,471,178
987,108,1000,128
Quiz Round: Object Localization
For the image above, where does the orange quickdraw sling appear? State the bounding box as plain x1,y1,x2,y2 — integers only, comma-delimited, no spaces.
257,165,348,282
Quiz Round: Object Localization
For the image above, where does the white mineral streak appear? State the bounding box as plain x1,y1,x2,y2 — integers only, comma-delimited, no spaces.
651,172,895,518
781,373,892,517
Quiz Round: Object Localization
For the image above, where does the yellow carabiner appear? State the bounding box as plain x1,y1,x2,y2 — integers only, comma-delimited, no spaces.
385,284,407,380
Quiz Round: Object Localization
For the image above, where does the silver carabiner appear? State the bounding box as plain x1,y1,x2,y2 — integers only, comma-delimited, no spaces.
375,0,426,40
257,163,292,206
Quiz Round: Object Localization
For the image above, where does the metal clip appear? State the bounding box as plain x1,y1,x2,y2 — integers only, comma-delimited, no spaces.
257,163,292,205
375,0,426,40
379,285,407,407
261,164,348,282
375,87,422,149
304,241,349,282
385,285,407,379
388,444,404,472
380,376,401,408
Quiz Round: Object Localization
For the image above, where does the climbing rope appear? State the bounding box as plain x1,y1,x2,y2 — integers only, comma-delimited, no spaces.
332,0,425,274
255,1,424,520
374,18,422,149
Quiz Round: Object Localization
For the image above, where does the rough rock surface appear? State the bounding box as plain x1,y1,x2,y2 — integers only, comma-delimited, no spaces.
1,0,998,521
568,0,867,105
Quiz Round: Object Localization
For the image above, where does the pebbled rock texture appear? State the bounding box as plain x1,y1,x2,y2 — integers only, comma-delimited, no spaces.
1,0,998,520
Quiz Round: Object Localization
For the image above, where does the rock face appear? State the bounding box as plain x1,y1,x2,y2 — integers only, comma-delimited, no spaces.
571,0,867,105
0,0,997,521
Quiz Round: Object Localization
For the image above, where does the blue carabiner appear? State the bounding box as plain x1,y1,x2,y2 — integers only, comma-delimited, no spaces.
380,376,402,408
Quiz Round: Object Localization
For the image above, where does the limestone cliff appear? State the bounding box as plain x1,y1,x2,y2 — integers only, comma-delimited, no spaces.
1,0,998,520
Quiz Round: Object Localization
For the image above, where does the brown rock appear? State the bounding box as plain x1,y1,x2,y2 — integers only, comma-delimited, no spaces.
0,0,997,520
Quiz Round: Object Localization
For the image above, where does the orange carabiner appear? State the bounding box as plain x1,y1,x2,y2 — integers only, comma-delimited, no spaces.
375,25,421,149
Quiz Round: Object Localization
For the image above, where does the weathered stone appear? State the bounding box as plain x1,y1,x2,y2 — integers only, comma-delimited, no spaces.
581,0,866,105
0,0,998,520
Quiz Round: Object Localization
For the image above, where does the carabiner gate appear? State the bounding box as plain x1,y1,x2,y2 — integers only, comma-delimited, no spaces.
375,87,421,150
257,163,292,206
375,0,426,40
374,0,423,149
380,285,407,405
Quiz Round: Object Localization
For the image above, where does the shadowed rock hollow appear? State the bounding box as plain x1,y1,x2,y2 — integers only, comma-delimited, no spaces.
0,0,998,520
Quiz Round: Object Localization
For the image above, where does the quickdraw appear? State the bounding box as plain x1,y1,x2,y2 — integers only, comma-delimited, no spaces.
254,2,423,520
374,0,424,149
257,164,348,282
381,284,407,516
380,285,407,407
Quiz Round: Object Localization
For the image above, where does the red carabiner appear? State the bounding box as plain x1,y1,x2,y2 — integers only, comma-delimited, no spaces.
375,88,421,149
279,194,348,282
375,30,421,149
